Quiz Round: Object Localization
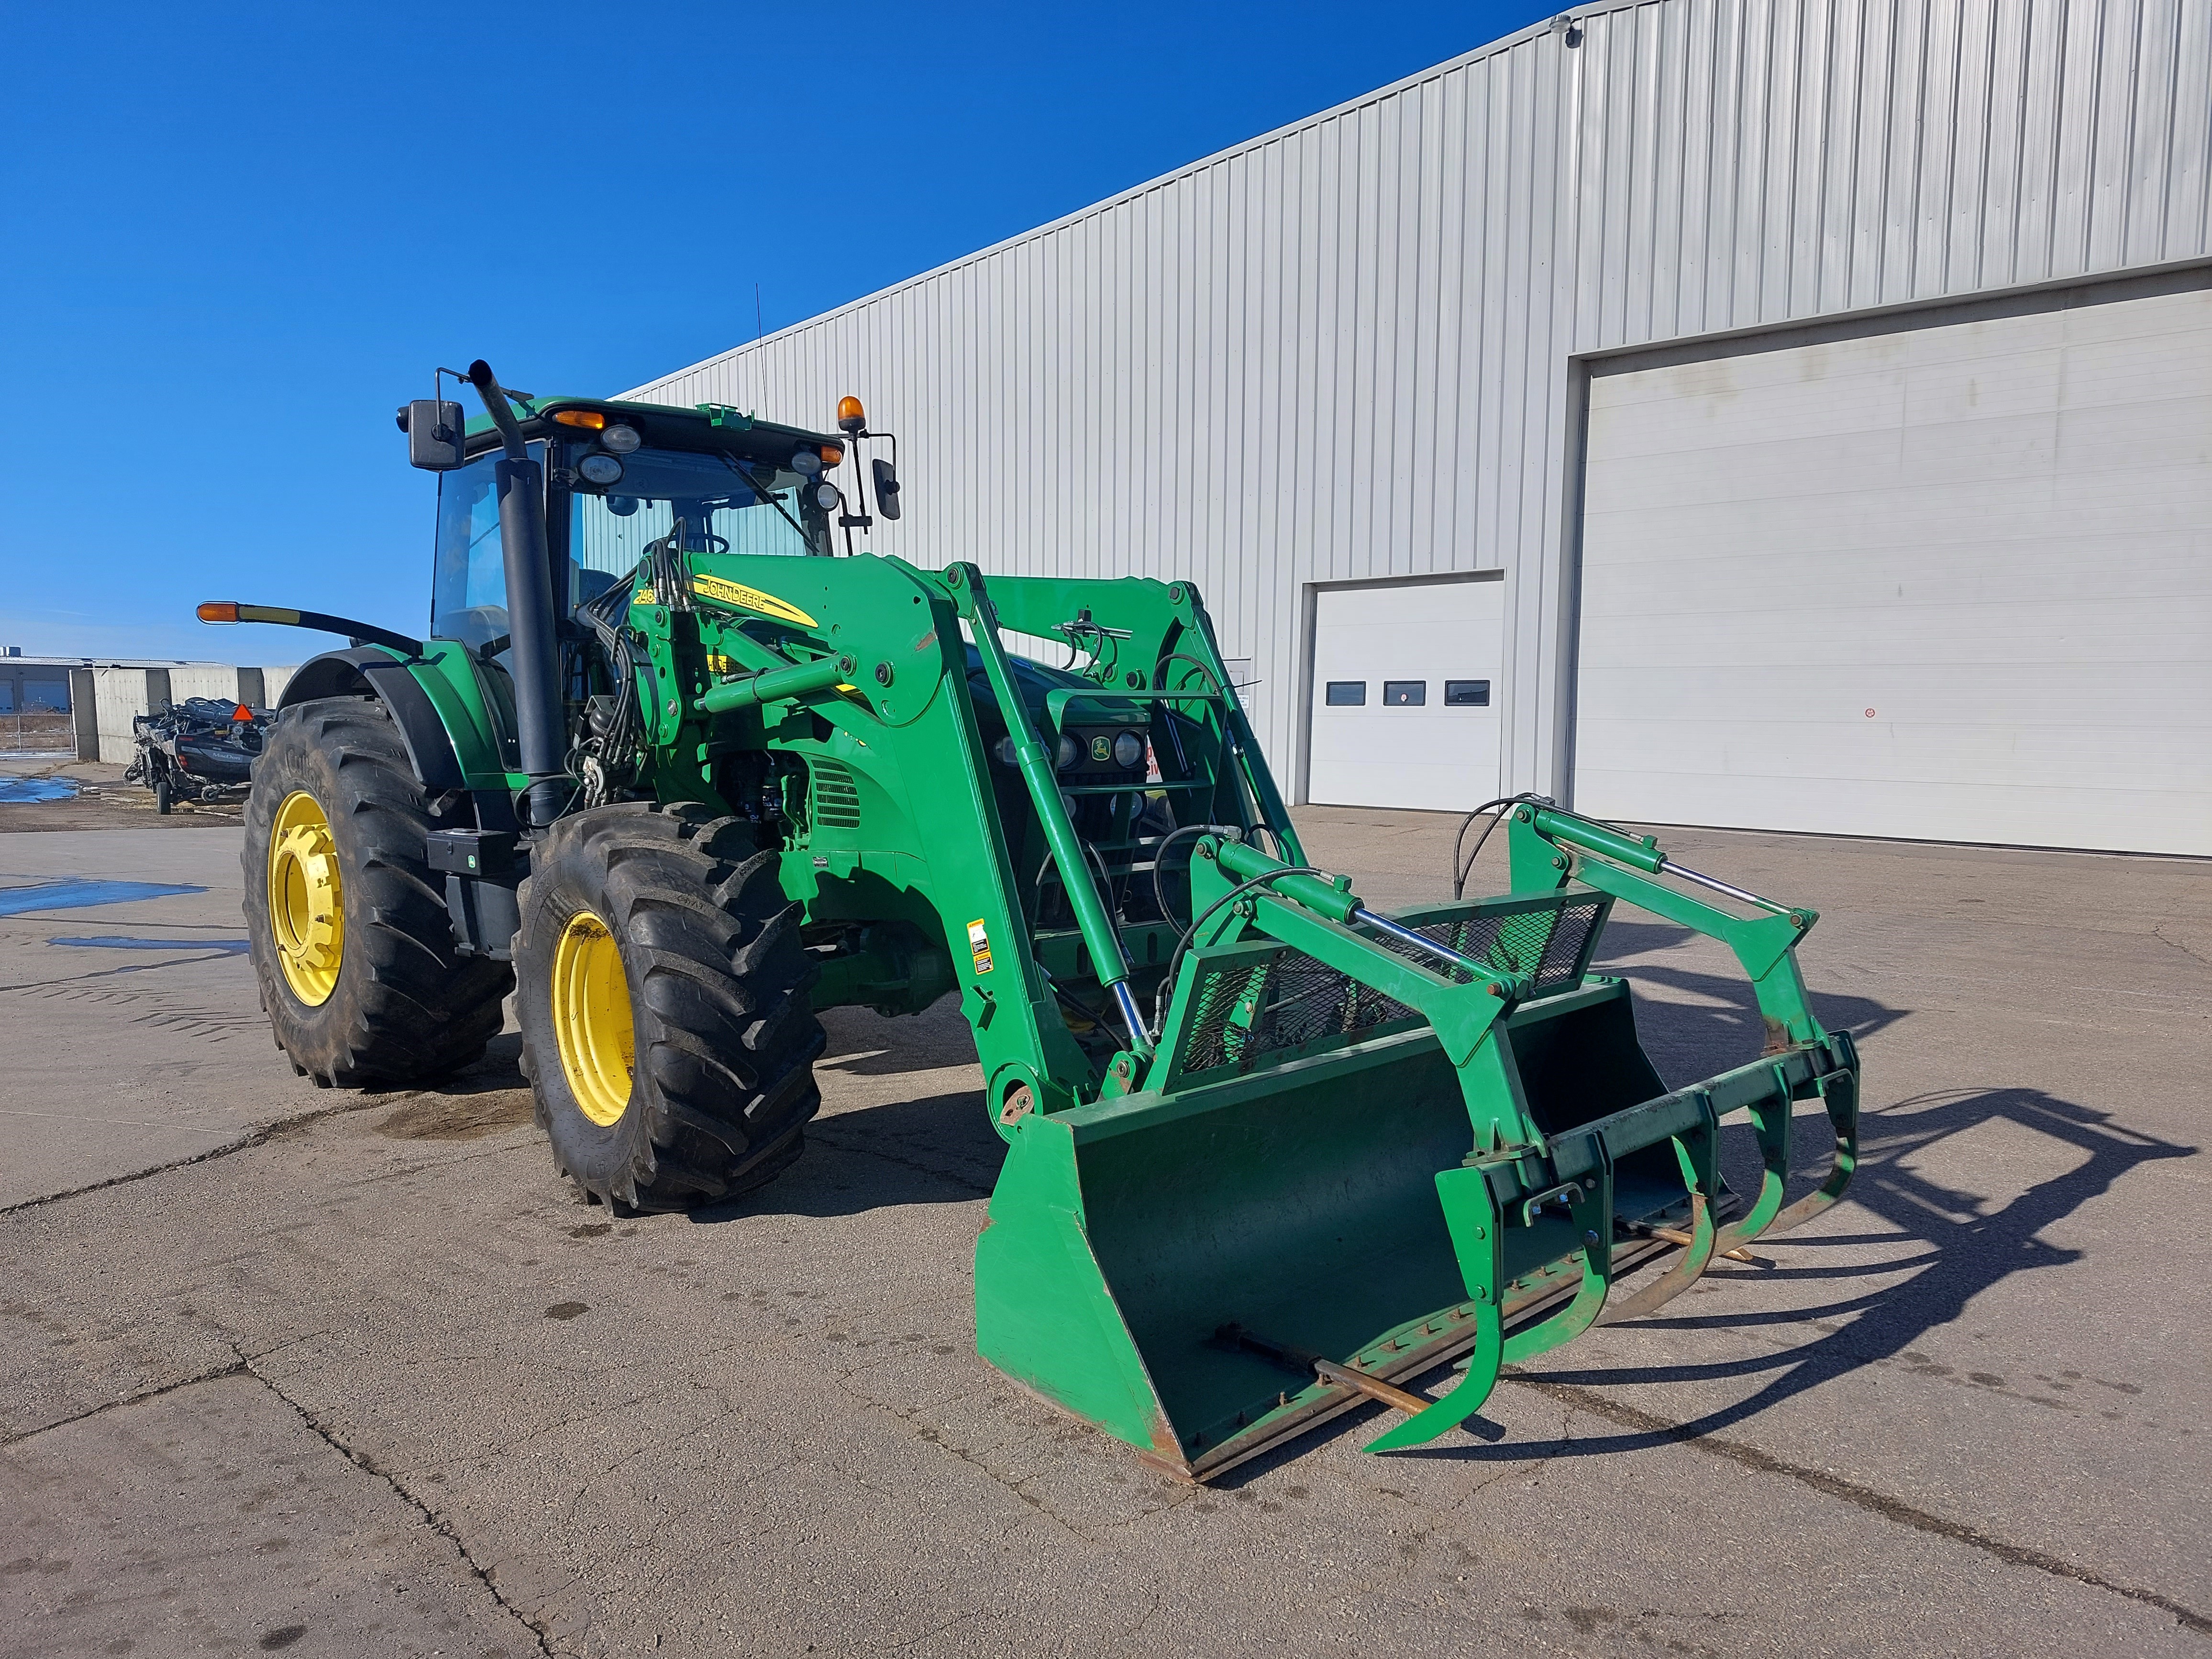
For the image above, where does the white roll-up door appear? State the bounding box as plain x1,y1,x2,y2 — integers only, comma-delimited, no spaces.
1307,575,1505,812
1575,283,2212,856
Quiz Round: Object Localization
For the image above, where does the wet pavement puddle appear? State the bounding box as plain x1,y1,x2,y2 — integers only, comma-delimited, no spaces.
0,776,80,803
47,934,250,953
0,878,206,916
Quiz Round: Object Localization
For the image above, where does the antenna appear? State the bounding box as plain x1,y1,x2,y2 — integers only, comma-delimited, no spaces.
753,284,765,416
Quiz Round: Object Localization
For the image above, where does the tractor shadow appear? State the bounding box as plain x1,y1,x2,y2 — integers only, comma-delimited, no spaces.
1382,1079,2197,1465
1218,1078,2193,1484
693,1086,1004,1222
690,999,1003,1218
1593,917,1907,1080
1213,917,2191,1482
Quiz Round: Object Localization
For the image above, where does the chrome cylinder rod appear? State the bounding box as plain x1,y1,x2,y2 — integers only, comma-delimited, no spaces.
1112,982,1149,1048
1351,907,1487,979
1659,860,1789,914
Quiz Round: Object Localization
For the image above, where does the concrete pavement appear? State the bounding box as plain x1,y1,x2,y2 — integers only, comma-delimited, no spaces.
0,827,305,1206
1,807,2206,1657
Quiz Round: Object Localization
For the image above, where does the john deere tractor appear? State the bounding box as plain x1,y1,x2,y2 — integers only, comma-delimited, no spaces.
210,360,1858,1479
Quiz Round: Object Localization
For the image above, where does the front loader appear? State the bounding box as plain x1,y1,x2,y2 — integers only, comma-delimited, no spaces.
209,361,1859,1479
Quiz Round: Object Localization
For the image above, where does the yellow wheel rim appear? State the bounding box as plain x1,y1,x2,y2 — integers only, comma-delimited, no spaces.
553,910,635,1127
267,790,344,1006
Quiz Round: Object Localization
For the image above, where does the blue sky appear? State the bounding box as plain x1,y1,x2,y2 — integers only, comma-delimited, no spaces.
0,2,1543,662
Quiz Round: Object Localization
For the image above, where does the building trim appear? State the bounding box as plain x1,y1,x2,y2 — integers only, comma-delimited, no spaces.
1582,258,2212,379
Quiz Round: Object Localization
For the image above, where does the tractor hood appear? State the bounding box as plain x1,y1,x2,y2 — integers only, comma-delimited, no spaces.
962,645,1150,736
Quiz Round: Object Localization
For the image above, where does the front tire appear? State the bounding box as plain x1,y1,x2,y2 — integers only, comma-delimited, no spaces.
243,697,513,1085
515,802,825,1211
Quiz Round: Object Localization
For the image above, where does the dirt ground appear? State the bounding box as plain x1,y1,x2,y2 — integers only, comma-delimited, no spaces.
0,757,245,832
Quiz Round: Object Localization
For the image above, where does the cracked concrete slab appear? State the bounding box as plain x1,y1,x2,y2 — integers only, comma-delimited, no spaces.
0,828,310,1207
0,1371,542,1658
1,809,2207,1656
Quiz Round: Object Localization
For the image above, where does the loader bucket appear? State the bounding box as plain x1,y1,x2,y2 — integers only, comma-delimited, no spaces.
974,817,1858,1480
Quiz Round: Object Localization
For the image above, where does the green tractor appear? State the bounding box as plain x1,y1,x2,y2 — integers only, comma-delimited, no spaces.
210,360,1859,1479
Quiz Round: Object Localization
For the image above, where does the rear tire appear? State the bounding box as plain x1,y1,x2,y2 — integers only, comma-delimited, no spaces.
515,801,824,1212
243,697,513,1085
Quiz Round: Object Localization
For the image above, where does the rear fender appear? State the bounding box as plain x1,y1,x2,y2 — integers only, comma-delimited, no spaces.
277,645,512,803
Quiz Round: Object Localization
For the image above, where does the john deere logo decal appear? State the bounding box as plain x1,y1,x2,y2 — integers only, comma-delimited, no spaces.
1089,735,1111,762
690,574,818,628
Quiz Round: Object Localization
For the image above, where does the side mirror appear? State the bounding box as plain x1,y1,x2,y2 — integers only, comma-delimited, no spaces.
401,399,468,471
871,457,901,521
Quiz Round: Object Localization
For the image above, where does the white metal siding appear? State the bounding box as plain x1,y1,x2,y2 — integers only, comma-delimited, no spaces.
627,0,2212,819
1575,281,2212,854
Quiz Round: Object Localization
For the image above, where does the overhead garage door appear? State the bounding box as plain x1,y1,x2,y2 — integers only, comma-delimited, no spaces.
1307,575,1504,811
1575,281,2212,856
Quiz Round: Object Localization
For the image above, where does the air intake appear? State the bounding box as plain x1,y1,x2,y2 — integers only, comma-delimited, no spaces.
809,759,861,830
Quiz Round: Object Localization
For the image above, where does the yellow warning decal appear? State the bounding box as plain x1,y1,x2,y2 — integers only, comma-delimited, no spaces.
691,573,818,628
967,918,994,975
633,586,656,606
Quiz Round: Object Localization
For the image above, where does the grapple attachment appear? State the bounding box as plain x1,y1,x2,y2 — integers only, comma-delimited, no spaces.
974,806,1858,1480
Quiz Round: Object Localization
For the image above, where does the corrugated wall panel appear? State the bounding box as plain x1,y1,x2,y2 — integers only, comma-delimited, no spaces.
627,0,2212,803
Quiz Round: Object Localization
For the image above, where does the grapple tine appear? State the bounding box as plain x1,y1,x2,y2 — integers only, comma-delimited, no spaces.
1499,1146,1614,1364
1363,1162,1507,1451
1604,1112,1721,1322
1765,1047,1862,1237
1605,1190,1714,1320
1714,1061,1796,1254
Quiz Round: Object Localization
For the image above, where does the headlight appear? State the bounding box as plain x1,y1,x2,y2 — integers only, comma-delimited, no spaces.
814,481,843,511
600,424,642,454
791,448,821,477
994,735,1017,767
577,453,624,486
1055,734,1078,771
1112,730,1145,769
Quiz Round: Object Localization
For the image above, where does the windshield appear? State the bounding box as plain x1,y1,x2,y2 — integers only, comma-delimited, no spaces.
570,446,829,611
431,442,830,649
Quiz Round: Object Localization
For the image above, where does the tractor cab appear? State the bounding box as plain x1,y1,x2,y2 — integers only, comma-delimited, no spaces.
424,395,856,660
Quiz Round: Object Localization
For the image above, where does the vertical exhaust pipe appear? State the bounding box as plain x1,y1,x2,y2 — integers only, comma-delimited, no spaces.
464,360,568,828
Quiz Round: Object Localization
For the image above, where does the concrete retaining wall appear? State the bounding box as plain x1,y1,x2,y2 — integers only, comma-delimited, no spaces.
85,664,297,763
167,664,259,707
70,670,97,762
92,668,171,764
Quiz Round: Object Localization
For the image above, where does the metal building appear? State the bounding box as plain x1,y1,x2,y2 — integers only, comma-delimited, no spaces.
628,0,2212,856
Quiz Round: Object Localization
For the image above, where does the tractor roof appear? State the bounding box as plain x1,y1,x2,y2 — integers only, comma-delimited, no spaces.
458,393,843,466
